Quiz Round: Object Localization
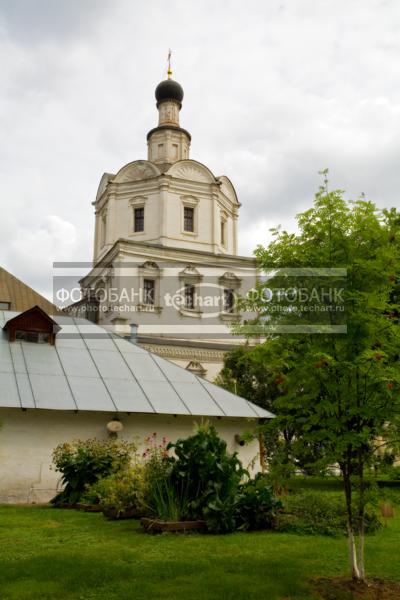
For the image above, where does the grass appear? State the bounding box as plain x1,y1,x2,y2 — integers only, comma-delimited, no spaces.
0,505,399,600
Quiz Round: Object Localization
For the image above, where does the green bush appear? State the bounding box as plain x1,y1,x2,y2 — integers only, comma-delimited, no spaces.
235,474,282,531
386,466,400,480
141,426,281,534
168,424,247,533
140,433,189,521
51,438,136,504
83,466,145,518
277,490,382,536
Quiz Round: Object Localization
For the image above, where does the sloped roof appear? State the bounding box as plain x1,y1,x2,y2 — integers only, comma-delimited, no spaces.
0,311,273,419
0,267,59,314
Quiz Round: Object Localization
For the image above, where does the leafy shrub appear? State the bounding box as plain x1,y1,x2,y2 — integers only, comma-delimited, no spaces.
140,426,281,534
145,476,189,522
277,491,382,536
141,433,188,521
168,424,247,533
168,424,246,532
386,466,400,481
235,474,282,531
51,438,136,504
203,495,237,534
83,465,145,518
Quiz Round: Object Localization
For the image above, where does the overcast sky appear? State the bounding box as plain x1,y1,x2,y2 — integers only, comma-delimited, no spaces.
1,0,400,299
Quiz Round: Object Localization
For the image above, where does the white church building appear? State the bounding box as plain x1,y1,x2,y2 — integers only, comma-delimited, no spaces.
69,67,259,381
0,69,272,504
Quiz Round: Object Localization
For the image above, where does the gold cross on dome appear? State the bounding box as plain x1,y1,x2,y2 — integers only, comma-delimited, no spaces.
167,49,172,79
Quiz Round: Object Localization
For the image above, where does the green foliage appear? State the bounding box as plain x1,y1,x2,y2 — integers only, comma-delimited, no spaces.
225,174,400,577
387,467,400,481
51,438,136,504
278,491,382,536
145,476,189,522
141,433,187,521
83,465,145,518
140,425,280,534
235,474,282,531
168,423,247,532
202,495,237,534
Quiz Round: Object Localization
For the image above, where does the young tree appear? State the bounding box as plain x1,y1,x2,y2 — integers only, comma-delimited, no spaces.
235,174,400,581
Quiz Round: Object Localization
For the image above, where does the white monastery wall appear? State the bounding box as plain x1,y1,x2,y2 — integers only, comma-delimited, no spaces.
0,409,261,504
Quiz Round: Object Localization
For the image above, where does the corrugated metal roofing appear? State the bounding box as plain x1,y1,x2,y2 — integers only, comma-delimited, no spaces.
0,310,274,419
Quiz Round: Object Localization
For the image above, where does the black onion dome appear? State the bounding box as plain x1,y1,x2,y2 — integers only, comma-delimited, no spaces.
155,79,184,105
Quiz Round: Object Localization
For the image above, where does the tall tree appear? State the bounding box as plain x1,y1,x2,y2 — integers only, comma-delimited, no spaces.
233,174,400,581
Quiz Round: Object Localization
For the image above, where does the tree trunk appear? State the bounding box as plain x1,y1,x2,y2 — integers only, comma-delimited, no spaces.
358,525,365,581
348,527,361,580
342,462,362,581
357,450,366,582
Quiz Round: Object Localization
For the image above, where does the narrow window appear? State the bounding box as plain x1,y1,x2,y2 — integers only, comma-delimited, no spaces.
158,143,164,158
184,284,195,310
143,279,155,305
101,212,107,246
221,220,226,246
134,207,145,232
15,330,50,344
184,207,194,232
224,288,235,313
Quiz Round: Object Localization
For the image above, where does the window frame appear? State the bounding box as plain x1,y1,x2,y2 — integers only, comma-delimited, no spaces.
143,278,155,306
129,196,148,236
137,261,162,313
181,196,199,237
184,283,196,310
223,288,235,313
184,206,194,233
15,330,50,344
221,219,227,247
134,206,145,233
100,209,107,247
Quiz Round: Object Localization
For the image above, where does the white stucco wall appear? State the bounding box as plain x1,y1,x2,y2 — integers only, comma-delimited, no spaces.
0,409,261,504
93,159,240,262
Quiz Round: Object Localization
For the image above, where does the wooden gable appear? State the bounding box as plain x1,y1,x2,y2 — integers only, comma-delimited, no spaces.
3,306,61,345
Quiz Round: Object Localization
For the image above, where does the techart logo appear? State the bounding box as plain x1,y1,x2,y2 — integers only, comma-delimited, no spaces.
165,283,236,319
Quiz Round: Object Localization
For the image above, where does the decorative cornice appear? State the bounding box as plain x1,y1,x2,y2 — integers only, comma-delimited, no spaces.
138,343,226,362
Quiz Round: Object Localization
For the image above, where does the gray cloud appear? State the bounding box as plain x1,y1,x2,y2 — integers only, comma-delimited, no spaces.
1,0,400,297
0,0,109,43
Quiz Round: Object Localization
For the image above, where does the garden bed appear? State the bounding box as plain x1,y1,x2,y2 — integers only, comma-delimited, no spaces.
54,502,102,513
141,517,206,533
103,507,142,520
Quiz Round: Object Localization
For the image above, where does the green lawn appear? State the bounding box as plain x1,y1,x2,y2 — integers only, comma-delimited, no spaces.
0,505,399,600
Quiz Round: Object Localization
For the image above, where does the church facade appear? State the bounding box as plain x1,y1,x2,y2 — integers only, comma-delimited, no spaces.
75,70,258,380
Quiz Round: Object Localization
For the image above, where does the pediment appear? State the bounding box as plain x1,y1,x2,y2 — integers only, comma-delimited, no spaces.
179,265,203,280
218,175,239,205
139,261,160,271
219,272,242,287
167,160,216,184
113,161,161,184
95,173,114,203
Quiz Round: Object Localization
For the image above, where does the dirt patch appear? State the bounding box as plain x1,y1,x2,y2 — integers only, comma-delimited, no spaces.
311,577,400,600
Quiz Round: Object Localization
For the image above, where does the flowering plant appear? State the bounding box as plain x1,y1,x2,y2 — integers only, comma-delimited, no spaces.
85,465,145,518
51,438,137,504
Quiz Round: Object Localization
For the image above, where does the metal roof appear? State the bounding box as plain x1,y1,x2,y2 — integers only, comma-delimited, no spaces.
0,311,273,419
